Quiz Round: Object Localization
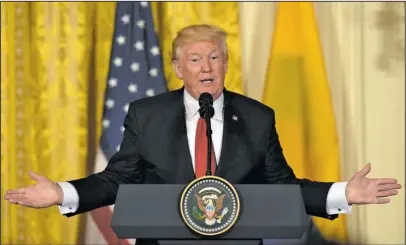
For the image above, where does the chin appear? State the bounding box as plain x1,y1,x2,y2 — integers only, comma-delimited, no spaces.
199,88,222,100
198,87,215,94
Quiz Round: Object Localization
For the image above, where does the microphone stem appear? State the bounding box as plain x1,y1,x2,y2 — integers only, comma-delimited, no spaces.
205,112,213,176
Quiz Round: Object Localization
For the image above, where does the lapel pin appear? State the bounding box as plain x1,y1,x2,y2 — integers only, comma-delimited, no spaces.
232,115,238,121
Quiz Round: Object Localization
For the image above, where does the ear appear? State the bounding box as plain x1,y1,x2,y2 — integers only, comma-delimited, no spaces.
172,60,183,79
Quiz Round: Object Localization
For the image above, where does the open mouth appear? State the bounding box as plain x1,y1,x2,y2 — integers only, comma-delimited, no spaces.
200,78,214,84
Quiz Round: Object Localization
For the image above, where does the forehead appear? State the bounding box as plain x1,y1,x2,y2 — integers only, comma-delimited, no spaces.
181,40,220,56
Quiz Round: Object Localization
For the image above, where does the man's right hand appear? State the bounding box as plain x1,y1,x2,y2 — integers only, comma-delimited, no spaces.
4,171,63,208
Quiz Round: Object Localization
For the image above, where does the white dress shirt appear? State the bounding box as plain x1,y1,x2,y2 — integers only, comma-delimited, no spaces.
184,90,224,169
58,90,352,215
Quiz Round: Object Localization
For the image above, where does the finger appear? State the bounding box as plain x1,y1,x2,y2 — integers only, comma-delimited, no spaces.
377,178,398,185
29,171,41,181
375,198,390,204
378,183,402,191
7,197,29,205
9,198,34,207
358,163,371,177
5,188,26,195
7,198,19,204
16,199,37,208
377,189,398,197
4,193,25,200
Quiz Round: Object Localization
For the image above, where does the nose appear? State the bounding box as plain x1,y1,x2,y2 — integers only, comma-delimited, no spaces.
201,58,212,73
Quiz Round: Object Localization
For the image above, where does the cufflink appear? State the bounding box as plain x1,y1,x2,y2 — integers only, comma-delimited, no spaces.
232,115,238,121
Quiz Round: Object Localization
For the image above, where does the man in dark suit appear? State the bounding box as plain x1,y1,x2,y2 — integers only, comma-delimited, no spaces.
5,24,401,244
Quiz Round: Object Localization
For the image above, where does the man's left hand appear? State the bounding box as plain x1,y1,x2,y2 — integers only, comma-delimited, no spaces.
346,163,402,205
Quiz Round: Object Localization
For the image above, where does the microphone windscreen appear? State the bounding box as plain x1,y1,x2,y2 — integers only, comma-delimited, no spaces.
198,92,213,106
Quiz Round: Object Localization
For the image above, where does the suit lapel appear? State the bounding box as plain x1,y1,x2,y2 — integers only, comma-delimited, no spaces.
215,90,246,182
164,88,195,183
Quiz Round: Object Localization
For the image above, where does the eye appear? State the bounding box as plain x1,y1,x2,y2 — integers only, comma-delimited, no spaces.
190,57,200,63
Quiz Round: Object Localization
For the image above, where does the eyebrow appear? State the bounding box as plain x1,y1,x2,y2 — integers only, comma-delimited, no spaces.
188,50,219,56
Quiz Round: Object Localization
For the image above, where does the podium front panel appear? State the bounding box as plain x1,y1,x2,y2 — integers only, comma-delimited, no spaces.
111,184,308,240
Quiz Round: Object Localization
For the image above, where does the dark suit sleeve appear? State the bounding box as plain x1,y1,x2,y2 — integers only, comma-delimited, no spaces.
65,102,143,216
264,110,338,220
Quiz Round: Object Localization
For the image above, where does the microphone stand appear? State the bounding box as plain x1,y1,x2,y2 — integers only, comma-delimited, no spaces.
200,103,214,176
204,112,213,176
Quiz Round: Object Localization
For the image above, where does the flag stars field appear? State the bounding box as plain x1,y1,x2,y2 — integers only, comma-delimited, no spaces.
149,68,158,77
123,104,129,113
130,62,140,72
128,84,138,93
108,78,118,87
136,20,145,28
121,14,130,24
105,99,115,109
102,119,110,128
92,2,167,241
150,46,160,56
116,35,126,45
145,88,155,97
134,41,144,50
113,57,123,67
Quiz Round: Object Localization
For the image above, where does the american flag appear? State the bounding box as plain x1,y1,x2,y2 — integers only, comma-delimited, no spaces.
85,2,167,245
101,1,168,159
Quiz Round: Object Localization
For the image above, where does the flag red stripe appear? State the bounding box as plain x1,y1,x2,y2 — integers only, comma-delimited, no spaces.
91,207,130,245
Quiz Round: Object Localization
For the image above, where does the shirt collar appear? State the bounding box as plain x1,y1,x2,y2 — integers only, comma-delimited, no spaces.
184,89,224,121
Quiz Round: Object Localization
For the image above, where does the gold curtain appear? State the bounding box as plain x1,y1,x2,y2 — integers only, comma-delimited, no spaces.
151,2,244,94
262,2,347,242
1,2,116,244
1,2,244,243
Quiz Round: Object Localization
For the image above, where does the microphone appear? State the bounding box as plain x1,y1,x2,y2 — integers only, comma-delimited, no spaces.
198,93,214,176
198,92,214,119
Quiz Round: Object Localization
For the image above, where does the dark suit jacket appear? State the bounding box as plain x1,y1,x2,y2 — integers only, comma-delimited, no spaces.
67,88,338,244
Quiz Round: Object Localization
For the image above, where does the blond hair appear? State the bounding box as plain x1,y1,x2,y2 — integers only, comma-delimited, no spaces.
171,24,228,61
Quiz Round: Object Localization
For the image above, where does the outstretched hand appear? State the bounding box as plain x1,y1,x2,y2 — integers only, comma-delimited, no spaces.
4,171,63,208
346,163,401,205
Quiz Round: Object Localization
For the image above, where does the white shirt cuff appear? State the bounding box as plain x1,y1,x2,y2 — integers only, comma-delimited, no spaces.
57,182,79,214
326,182,352,215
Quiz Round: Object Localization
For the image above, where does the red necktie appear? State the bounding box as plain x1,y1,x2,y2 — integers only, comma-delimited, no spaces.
195,117,216,178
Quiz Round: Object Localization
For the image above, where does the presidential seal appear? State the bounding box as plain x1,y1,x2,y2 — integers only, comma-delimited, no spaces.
179,176,240,236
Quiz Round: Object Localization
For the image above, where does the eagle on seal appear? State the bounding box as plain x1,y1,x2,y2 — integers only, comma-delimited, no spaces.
195,193,226,226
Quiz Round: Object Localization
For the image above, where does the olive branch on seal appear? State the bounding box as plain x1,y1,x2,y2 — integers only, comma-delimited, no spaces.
192,206,205,220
